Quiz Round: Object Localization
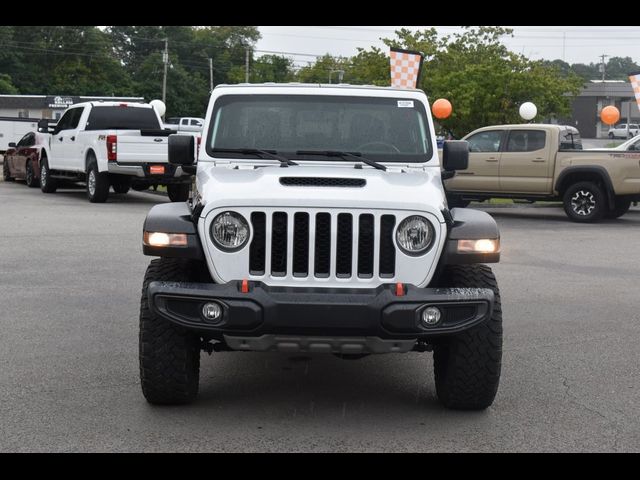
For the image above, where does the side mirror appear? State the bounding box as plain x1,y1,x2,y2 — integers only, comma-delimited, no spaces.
37,119,49,133
168,134,195,166
8,142,16,148
443,140,469,171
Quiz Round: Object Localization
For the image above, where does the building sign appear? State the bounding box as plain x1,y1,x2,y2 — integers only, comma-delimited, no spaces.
47,96,75,109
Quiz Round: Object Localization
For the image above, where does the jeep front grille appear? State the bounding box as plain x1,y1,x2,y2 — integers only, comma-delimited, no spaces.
249,211,396,280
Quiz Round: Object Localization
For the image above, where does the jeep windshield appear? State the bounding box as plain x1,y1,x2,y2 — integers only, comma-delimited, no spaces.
207,94,433,163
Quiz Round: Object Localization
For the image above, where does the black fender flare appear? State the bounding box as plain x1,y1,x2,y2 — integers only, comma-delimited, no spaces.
554,166,615,208
441,208,500,265
142,202,204,260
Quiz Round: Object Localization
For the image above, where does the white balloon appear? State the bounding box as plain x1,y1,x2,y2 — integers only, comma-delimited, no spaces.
149,99,166,117
519,102,537,121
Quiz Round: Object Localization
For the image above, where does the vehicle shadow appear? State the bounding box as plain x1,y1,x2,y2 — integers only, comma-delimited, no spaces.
51,188,168,205
181,351,486,416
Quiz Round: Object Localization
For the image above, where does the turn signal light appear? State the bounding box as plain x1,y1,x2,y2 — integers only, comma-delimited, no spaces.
457,239,500,254
143,231,188,247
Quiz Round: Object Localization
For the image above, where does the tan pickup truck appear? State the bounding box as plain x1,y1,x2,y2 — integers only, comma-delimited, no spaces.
444,124,640,222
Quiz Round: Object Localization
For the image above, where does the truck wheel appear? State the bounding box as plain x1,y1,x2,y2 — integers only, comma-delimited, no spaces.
3,159,14,181
562,181,606,223
25,160,38,188
111,179,131,194
86,156,110,203
39,157,57,193
605,197,631,219
433,265,502,410
167,183,190,202
139,258,201,405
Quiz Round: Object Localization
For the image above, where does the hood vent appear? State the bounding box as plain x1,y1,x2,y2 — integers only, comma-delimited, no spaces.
279,177,366,188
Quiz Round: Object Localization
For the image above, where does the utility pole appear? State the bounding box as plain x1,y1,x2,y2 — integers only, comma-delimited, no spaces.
245,48,250,83
209,58,213,91
162,38,168,116
600,54,609,82
562,32,566,62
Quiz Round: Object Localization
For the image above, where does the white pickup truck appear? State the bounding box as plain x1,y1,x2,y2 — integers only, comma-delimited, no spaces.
37,101,194,202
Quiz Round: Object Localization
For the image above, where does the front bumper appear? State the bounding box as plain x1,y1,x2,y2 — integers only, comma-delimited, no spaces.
147,281,495,353
108,162,190,182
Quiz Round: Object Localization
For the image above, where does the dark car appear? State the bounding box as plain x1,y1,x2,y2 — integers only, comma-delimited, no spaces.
2,132,43,187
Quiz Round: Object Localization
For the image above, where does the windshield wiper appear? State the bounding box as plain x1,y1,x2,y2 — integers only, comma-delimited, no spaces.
211,148,297,167
295,150,386,171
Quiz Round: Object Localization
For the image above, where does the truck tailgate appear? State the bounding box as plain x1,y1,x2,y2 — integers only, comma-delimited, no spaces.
114,131,168,164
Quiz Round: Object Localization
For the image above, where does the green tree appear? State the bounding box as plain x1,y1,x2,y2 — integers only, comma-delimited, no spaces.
0,73,18,94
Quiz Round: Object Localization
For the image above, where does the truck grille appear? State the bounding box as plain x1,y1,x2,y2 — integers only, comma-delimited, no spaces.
249,211,396,280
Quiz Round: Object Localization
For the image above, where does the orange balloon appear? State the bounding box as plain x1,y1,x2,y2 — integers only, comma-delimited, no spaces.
432,98,452,119
600,106,620,125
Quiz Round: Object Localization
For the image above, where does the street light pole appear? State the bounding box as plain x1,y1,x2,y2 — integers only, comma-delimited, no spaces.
162,38,168,118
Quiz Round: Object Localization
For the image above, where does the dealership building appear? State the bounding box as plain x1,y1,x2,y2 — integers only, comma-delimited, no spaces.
0,94,145,120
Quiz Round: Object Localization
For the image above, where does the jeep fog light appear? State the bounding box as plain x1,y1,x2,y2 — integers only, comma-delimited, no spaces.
202,302,222,322
421,306,442,326
211,211,249,251
457,238,499,254
396,215,434,255
143,231,188,247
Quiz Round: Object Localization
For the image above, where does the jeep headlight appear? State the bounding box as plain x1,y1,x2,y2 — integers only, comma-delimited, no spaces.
396,215,434,255
211,211,249,251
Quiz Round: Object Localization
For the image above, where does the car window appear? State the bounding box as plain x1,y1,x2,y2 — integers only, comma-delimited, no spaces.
559,128,582,150
466,131,503,153
17,132,35,147
627,138,640,151
506,130,546,152
631,124,639,129
55,109,75,132
165,118,179,125
68,108,84,129
181,119,188,125
85,106,161,130
190,119,202,126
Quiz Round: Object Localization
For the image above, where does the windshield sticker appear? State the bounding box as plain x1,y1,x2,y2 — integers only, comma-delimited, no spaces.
397,100,414,108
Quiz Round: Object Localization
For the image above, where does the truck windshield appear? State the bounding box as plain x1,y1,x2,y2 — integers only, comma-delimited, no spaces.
207,94,432,163
85,106,161,131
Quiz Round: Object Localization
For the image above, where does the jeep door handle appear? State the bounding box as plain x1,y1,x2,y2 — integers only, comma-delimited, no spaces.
485,158,498,162
532,158,545,162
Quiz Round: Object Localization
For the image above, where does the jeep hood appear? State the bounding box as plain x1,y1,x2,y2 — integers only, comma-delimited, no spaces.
195,165,447,223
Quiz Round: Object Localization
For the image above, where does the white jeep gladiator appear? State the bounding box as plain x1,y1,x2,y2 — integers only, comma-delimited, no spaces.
37,101,194,202
139,84,503,410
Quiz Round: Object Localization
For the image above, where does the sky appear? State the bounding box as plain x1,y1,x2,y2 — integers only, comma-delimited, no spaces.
256,26,640,68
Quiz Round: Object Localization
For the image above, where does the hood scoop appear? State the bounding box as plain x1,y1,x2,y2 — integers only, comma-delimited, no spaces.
279,177,366,188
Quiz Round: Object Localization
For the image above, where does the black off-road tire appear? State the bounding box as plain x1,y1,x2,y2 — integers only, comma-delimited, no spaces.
25,160,38,188
112,179,131,194
86,155,110,203
39,156,57,193
433,265,502,410
562,181,606,223
139,258,201,405
604,197,631,219
167,183,190,202
3,159,14,181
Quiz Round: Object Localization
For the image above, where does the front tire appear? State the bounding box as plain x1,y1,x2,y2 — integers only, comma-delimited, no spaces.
562,181,606,223
25,160,38,188
167,183,190,202
86,155,110,203
434,265,502,410
139,258,201,405
39,157,57,193
608,132,614,139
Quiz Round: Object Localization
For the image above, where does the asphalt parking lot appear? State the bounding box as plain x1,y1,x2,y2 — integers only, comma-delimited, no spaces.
0,178,639,452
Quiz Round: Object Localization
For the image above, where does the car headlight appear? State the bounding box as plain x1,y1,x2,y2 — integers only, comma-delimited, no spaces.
210,211,249,251
396,215,434,255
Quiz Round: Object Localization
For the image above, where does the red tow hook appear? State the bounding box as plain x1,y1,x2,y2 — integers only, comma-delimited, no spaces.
395,282,405,296
241,279,249,293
